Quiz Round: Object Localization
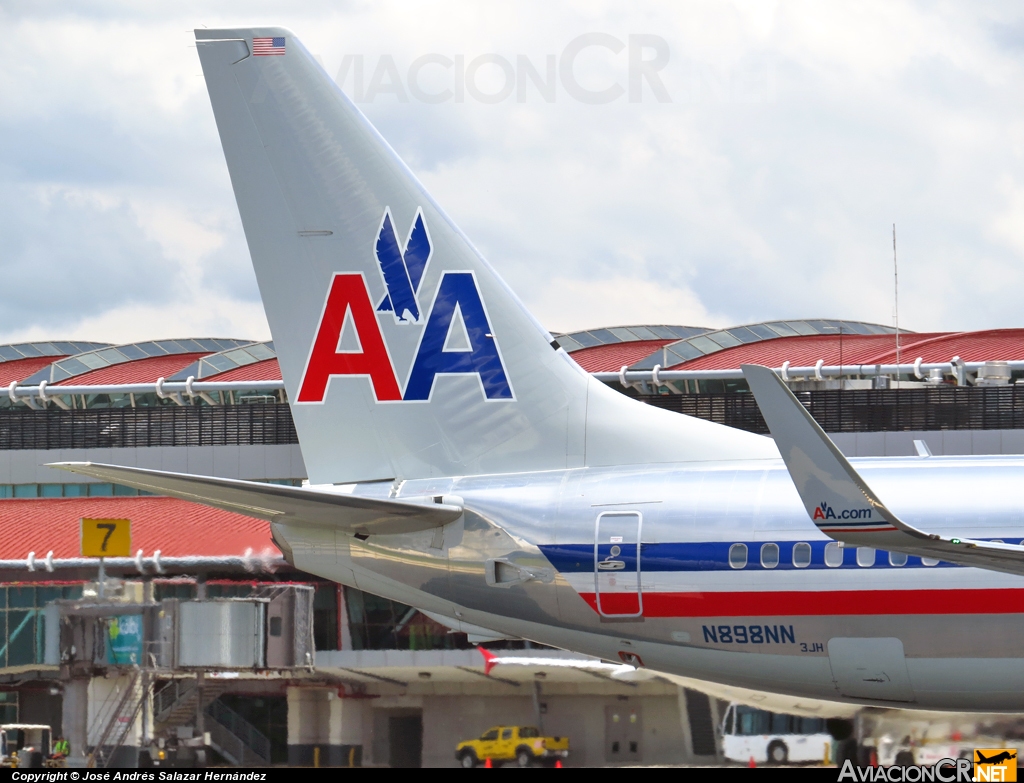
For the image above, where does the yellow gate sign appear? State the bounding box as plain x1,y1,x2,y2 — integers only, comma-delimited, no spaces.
81,518,131,558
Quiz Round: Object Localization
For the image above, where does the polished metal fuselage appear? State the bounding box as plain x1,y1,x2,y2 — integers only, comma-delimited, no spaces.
274,454,1024,711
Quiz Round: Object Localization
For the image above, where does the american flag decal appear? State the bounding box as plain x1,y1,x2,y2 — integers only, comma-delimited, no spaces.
253,37,285,56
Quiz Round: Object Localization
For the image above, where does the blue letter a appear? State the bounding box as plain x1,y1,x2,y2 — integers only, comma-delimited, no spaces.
404,272,513,401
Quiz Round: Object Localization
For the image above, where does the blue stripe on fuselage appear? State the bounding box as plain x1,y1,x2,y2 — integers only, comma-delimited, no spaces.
539,541,963,572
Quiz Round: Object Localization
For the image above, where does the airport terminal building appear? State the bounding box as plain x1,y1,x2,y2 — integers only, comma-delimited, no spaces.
0,322,1021,766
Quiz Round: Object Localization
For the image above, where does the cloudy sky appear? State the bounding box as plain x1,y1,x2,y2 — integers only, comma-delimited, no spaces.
2,2,1024,343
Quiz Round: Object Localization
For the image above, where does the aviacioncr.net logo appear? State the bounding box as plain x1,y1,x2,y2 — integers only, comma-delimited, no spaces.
296,208,513,404
813,501,872,521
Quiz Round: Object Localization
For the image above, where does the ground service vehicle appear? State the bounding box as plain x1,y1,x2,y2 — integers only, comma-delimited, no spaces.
721,704,830,765
57,26,1024,715
456,726,569,767
0,725,50,767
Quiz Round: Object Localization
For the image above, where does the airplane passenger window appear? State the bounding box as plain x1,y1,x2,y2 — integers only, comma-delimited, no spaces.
728,543,748,569
921,557,939,566
824,542,844,567
792,542,812,568
760,543,779,569
856,547,875,567
888,551,908,567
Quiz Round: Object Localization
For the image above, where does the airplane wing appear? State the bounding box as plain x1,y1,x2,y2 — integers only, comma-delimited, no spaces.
475,648,861,715
741,364,1024,578
48,462,462,536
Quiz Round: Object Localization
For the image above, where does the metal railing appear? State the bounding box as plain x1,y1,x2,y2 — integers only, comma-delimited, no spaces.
153,679,194,722
206,698,271,766
88,669,146,768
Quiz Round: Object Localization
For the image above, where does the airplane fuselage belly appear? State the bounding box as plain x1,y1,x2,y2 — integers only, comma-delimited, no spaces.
277,454,1024,710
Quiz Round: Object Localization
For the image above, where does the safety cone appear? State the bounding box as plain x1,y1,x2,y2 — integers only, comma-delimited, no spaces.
749,756,757,768
484,758,492,768
554,760,562,768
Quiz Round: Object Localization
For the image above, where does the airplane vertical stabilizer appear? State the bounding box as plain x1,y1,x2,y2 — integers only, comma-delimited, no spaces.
195,28,777,482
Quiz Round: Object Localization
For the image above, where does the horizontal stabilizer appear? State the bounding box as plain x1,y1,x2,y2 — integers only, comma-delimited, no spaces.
48,462,462,536
741,364,1024,578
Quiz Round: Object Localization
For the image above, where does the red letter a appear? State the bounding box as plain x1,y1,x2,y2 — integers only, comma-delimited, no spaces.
297,274,402,402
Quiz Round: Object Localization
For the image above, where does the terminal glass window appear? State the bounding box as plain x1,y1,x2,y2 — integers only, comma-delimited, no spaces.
313,584,339,651
760,543,779,569
345,587,468,651
0,483,154,500
154,582,196,601
0,693,16,723
856,547,875,567
824,542,844,568
728,543,748,569
0,585,82,669
206,583,255,599
792,542,811,568
888,551,908,567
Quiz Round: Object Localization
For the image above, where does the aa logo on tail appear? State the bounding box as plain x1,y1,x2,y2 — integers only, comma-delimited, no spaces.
375,208,431,323
296,208,513,404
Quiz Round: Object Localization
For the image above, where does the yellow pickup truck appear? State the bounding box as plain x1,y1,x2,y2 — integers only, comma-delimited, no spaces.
456,725,569,767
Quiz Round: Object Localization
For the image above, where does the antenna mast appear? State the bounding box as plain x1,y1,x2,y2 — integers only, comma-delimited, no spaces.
893,223,901,373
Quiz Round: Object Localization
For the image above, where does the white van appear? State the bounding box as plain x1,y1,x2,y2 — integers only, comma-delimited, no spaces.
720,704,831,765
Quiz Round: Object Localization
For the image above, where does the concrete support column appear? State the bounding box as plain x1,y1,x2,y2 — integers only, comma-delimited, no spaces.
328,696,365,766
61,678,88,766
287,686,363,767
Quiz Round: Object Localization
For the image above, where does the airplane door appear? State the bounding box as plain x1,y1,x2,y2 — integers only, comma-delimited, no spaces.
595,511,643,618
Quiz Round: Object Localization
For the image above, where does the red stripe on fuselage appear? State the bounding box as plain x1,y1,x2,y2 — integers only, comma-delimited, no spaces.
580,589,1024,617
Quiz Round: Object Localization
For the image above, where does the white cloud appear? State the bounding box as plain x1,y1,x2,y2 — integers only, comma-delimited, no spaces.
1,1,1024,343
529,276,722,333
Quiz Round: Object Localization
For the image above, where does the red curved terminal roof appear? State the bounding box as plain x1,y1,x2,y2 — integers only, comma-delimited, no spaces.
665,329,1024,370
570,340,675,373
0,497,277,560
0,356,68,387
204,358,282,382
57,353,209,385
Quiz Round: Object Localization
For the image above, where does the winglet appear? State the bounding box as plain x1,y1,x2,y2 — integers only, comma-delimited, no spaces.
478,646,497,676
741,364,917,541
741,363,1024,577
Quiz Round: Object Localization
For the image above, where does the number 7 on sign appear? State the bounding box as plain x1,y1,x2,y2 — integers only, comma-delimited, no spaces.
81,518,131,558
